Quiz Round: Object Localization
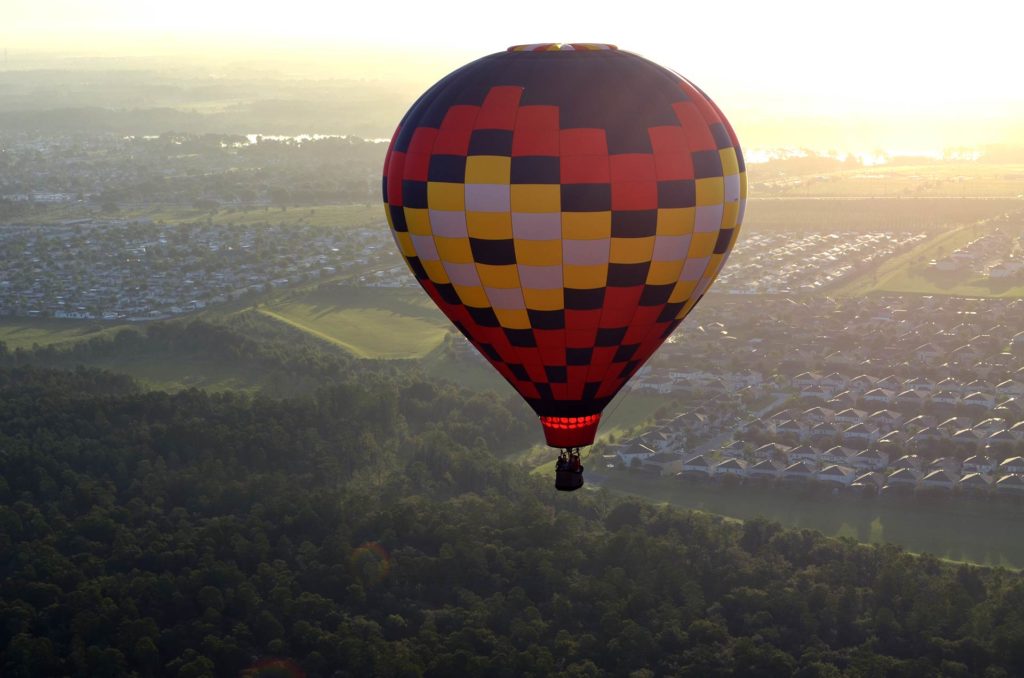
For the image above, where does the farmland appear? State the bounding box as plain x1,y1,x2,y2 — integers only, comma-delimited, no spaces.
257,285,450,359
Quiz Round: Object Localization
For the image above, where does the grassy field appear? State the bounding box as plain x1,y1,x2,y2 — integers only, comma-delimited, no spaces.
85,354,268,393
136,204,384,229
258,285,450,359
760,162,1024,198
0,318,133,350
745,197,1022,233
831,221,1024,297
0,318,276,392
14,204,385,229
599,473,1024,569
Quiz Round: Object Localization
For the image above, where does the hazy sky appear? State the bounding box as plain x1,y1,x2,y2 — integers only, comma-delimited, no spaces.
4,0,1023,152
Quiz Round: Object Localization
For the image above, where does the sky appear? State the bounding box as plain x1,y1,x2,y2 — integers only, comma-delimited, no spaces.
3,0,1023,153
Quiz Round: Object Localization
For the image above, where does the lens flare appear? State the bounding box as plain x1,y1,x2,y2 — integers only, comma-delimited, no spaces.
350,541,391,587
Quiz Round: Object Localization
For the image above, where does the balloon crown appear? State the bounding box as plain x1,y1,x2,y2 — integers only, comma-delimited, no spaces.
507,43,618,52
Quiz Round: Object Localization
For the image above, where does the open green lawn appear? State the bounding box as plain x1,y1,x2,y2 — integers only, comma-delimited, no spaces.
12,204,385,228
421,347,508,392
832,221,1024,297
258,286,450,359
745,197,1021,233
599,473,1024,569
85,354,267,393
0,318,133,350
141,204,384,229
762,162,1024,198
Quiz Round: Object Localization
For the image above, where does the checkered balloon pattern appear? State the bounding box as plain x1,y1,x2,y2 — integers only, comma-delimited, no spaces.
383,44,745,448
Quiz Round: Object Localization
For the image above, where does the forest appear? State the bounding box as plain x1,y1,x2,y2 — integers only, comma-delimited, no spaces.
3,323,1024,676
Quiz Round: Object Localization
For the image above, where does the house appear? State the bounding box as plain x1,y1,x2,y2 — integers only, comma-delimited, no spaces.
958,472,993,495
903,414,937,431
963,455,996,474
938,417,973,433
681,454,712,479
747,459,783,481
951,429,983,453
876,375,903,392
851,471,884,493
718,440,748,459
995,398,1024,421
638,430,674,452
801,406,835,423
782,461,815,482
714,458,748,479
642,452,684,476
876,431,905,453
792,372,821,389
996,380,1024,397
817,464,857,488
892,454,923,471
848,374,877,394
998,456,1024,475
905,376,936,392
883,468,920,493
616,444,657,467
920,469,956,492
909,427,944,446
820,446,855,466
996,474,1024,495
834,408,867,426
843,423,879,447
951,344,981,363
776,419,807,441
933,393,962,409
964,379,995,395
914,344,943,363
827,392,858,410
962,392,996,411
788,445,820,465
974,417,1007,438
767,409,795,425
852,448,889,471
800,386,833,401
862,388,895,406
935,377,963,394
896,390,928,409
809,422,840,443
868,410,903,431
985,430,1018,454
671,412,710,435
819,373,848,392
753,443,792,462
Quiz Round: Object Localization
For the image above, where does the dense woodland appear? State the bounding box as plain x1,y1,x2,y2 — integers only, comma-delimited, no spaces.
3,324,1024,676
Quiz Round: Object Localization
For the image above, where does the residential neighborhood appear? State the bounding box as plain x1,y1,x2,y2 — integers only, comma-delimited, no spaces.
610,292,1024,502
715,230,927,294
0,220,398,319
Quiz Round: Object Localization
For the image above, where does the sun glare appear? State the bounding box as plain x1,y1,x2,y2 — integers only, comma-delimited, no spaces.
3,0,1023,151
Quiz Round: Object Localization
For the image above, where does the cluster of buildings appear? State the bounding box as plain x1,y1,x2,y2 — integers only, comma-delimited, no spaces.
612,293,1024,501
0,132,383,209
0,221,395,320
929,227,1024,280
715,231,926,294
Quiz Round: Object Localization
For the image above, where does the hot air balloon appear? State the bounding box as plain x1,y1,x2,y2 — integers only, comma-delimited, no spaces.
383,43,745,490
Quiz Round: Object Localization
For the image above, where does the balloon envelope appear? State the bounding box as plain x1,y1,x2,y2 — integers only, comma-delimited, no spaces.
383,44,745,448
